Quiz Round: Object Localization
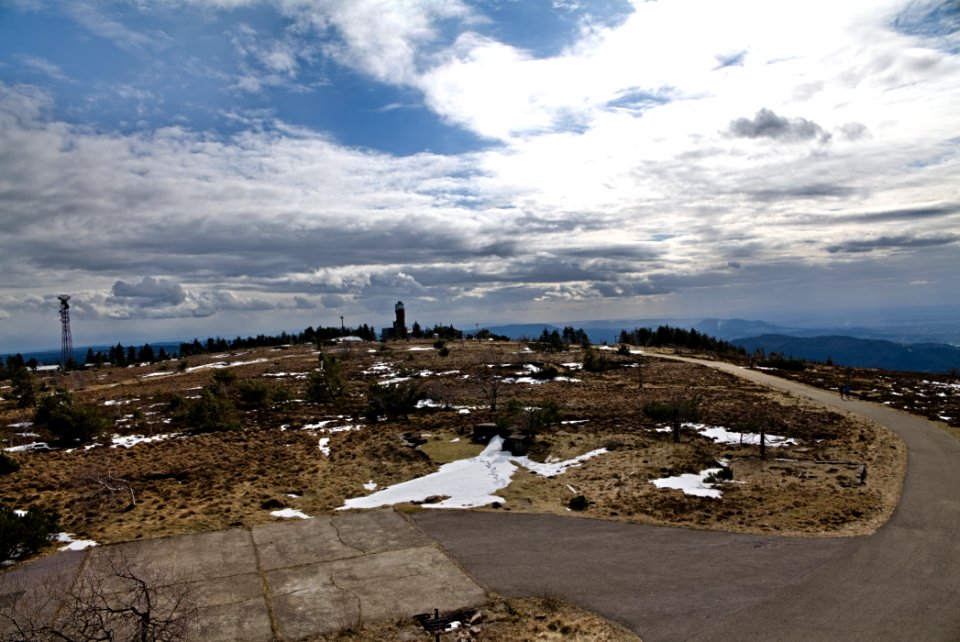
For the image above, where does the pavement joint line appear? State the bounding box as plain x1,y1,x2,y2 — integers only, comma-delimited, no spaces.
329,515,366,556
328,571,363,631
247,525,282,642
398,509,495,594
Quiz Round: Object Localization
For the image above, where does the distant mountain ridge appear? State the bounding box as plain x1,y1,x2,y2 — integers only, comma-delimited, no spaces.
732,334,960,373
483,318,960,373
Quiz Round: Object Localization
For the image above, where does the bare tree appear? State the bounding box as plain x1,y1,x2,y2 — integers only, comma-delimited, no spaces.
82,470,137,511
1,549,196,642
475,348,507,412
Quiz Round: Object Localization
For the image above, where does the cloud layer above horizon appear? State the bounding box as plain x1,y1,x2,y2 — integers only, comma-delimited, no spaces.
1,0,958,349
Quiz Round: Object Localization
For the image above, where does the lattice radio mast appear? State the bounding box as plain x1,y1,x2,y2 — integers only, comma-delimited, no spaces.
59,294,73,369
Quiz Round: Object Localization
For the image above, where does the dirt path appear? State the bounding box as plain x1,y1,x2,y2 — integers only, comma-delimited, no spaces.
414,359,960,641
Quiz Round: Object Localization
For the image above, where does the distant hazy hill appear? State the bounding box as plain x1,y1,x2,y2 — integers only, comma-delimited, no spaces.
692,318,791,341
483,323,562,340
732,334,960,373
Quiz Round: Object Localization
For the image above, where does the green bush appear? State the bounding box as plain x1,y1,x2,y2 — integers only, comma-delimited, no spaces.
306,356,345,404
499,399,561,435
209,368,237,395
11,369,37,408
581,347,608,373
643,396,702,443
236,380,273,409
705,466,733,484
172,389,240,433
0,504,60,561
529,364,561,380
35,389,109,446
365,381,426,421
0,451,20,475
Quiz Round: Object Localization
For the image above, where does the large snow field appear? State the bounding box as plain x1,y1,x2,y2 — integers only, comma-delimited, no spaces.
339,435,607,510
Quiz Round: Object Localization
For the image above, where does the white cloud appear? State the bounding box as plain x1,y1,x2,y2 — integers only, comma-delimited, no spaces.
15,54,70,81
1,0,959,349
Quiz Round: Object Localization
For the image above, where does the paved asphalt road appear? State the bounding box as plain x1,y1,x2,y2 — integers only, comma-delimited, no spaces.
414,359,960,641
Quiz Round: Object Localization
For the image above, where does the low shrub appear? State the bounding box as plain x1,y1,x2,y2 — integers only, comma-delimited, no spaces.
365,381,426,421
581,347,609,373
705,466,734,484
529,364,561,380
35,389,109,446
236,380,273,409
170,390,240,433
0,504,60,561
306,356,345,404
0,451,20,475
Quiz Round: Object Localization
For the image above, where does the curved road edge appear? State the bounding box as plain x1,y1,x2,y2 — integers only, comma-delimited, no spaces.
415,356,960,641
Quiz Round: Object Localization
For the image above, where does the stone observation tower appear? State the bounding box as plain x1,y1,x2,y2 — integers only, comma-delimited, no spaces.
58,294,73,369
393,301,407,339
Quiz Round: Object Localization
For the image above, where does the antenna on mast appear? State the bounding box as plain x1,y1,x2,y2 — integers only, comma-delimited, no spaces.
59,294,73,369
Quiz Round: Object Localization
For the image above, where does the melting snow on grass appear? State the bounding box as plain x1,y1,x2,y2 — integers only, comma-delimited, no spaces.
656,423,796,447
56,532,98,551
185,358,267,373
270,508,311,519
110,433,179,448
652,464,727,498
690,423,796,447
339,436,607,510
318,437,331,456
4,441,48,453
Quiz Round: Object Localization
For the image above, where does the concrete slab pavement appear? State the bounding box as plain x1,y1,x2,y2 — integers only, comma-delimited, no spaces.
1,509,487,641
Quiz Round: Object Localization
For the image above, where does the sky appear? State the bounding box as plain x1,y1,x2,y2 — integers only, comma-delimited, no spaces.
1,0,958,351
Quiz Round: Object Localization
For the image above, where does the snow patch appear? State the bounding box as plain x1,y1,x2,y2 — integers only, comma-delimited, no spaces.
691,423,796,447
111,433,179,448
4,442,48,453
652,464,726,498
186,358,267,373
56,532,98,551
339,436,606,510
270,508,311,519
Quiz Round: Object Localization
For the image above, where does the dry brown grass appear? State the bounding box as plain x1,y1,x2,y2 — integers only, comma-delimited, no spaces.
309,595,641,641
1,341,906,549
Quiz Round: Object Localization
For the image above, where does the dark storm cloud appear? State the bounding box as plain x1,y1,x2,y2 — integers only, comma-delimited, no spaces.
727,108,830,142
513,211,610,234
826,234,959,254
844,204,960,223
110,277,186,306
563,244,662,260
749,183,856,201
